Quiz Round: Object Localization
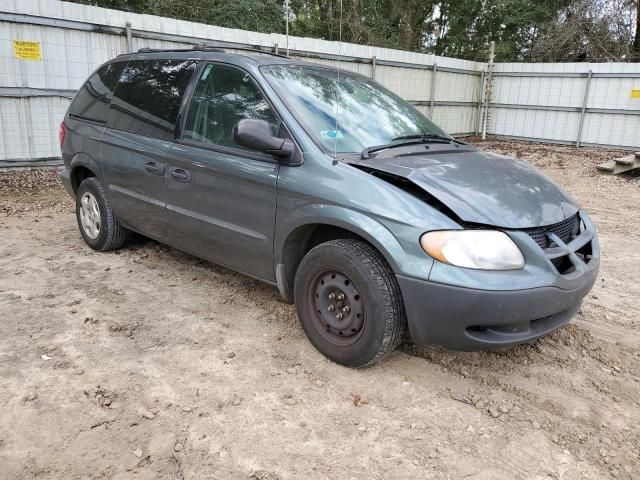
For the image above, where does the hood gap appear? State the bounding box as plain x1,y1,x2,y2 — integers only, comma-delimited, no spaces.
352,165,463,225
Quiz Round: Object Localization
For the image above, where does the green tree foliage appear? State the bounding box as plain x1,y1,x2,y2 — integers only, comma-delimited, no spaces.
74,0,285,33
289,0,436,50
69,0,639,62
148,0,284,33
531,0,637,61
429,0,575,61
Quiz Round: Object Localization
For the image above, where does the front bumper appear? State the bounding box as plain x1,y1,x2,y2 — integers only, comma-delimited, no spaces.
397,211,599,350
397,265,597,350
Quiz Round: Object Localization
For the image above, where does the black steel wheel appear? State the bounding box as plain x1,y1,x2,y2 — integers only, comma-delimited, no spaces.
311,269,365,346
294,239,406,368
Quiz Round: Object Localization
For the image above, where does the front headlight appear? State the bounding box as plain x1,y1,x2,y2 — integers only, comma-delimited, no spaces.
420,230,525,270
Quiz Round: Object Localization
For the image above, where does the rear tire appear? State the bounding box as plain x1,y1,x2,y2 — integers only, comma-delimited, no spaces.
75,177,129,251
294,239,406,368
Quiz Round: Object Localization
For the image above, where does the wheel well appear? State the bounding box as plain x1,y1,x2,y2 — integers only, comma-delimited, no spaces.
71,166,96,193
279,224,376,302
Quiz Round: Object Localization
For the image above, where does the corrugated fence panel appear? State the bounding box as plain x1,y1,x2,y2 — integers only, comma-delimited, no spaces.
376,66,431,102
429,70,480,134
431,106,477,134
0,21,128,90
583,72,640,147
589,76,638,109
583,114,640,148
0,96,70,162
434,71,479,104
492,75,586,108
489,109,581,143
489,62,640,148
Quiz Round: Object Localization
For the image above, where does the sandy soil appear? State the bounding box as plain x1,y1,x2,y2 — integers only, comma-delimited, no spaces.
0,139,639,479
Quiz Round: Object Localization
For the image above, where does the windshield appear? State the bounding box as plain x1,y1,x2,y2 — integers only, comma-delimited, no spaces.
261,64,449,154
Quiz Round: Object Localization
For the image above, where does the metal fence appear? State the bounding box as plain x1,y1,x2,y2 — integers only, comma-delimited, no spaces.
0,0,638,167
490,63,640,150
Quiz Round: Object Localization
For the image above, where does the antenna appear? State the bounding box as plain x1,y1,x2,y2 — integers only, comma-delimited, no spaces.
333,0,343,163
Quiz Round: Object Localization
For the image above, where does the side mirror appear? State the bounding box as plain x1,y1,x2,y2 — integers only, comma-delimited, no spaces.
232,119,294,158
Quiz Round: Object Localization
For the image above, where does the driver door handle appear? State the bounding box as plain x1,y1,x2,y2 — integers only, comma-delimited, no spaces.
144,161,165,175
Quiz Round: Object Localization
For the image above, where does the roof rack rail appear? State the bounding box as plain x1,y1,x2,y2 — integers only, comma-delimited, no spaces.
135,47,202,53
134,45,289,59
196,45,290,58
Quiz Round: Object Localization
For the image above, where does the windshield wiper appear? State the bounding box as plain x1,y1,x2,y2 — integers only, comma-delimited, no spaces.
361,133,456,159
392,133,455,142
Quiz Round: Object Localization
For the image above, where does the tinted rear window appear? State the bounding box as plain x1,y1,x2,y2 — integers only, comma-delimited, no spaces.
68,62,126,124
108,59,197,141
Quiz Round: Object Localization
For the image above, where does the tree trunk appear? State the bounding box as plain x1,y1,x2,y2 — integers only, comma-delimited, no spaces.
633,0,640,61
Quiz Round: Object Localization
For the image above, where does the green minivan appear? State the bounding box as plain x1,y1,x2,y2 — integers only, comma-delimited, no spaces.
60,48,599,367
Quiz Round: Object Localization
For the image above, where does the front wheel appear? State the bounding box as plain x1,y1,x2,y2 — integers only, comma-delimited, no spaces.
294,239,406,368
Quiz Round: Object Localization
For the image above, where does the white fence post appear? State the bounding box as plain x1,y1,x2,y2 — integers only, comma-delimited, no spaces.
475,70,485,134
285,0,290,57
429,63,437,119
125,21,133,52
576,70,593,147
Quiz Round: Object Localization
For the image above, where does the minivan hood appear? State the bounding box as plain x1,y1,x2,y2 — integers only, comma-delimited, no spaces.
348,149,579,229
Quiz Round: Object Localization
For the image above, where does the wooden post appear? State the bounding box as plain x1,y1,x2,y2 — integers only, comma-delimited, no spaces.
481,41,495,140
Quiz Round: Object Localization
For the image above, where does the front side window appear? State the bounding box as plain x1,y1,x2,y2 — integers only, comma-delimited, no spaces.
261,65,448,153
68,62,126,124
184,64,279,150
108,59,197,141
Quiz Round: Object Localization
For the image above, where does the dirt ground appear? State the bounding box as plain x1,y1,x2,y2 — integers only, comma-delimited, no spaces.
1,138,639,480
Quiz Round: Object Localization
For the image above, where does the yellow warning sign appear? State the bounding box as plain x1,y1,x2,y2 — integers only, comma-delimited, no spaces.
13,40,42,61
631,89,640,99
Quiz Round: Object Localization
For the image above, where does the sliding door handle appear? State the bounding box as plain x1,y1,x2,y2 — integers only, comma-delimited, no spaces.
169,167,191,182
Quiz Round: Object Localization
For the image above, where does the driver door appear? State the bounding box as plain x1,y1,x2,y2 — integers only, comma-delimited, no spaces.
165,63,281,282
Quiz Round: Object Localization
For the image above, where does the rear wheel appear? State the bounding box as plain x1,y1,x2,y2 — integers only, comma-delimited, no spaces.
294,239,406,368
75,177,129,251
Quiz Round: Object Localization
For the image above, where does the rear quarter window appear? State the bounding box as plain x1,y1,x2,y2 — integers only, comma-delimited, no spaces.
68,62,126,124
108,59,197,141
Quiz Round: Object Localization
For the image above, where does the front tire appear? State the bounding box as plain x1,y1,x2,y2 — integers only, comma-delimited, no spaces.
75,177,129,251
294,239,406,368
